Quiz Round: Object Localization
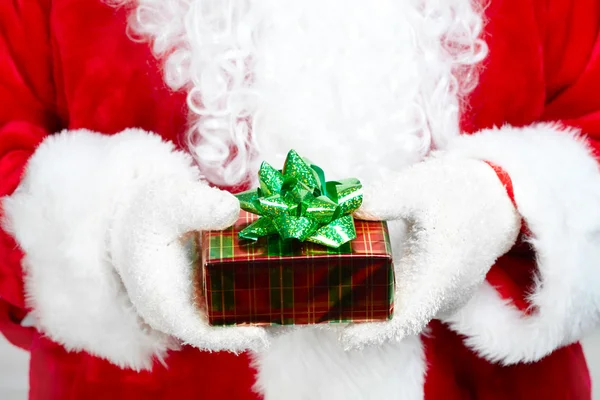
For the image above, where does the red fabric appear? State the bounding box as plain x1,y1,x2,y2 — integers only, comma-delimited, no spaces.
483,162,517,208
423,321,592,400
483,161,531,237
0,0,597,399
0,301,34,350
481,162,535,314
28,336,259,400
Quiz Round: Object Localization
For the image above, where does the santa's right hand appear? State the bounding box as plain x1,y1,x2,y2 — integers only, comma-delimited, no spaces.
110,172,270,356
1,128,268,371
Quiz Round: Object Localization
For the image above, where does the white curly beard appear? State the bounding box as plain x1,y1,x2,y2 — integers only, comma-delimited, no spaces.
126,0,485,186
248,0,424,178
250,0,429,182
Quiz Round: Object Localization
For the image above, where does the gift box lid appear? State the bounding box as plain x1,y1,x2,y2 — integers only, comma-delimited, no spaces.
202,211,393,263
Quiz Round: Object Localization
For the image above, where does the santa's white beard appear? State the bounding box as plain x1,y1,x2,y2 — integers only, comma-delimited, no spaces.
250,0,423,182
127,0,485,186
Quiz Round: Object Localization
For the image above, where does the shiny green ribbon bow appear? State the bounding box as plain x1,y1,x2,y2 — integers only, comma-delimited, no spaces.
235,150,363,248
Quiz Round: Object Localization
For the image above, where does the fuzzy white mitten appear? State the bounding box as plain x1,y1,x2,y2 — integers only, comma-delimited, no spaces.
340,156,521,349
2,128,268,371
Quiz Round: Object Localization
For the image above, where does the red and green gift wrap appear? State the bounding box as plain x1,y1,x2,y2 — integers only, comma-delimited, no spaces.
194,211,395,326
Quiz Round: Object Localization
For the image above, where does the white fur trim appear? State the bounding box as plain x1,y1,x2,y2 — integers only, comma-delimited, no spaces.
1,129,201,370
440,123,600,364
253,328,425,399
341,157,521,349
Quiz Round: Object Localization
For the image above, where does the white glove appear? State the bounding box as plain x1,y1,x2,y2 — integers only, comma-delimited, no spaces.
2,128,268,371
109,174,269,354
340,156,521,349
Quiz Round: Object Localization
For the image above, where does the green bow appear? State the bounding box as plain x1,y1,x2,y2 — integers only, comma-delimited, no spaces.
235,150,363,248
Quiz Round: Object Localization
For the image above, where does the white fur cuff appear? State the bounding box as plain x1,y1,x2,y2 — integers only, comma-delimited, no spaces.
1,129,199,370
440,123,600,364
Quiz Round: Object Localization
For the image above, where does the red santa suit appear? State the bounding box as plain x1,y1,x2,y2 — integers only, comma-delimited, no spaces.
0,0,598,399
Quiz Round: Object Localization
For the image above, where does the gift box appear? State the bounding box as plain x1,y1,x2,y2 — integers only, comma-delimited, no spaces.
193,211,394,326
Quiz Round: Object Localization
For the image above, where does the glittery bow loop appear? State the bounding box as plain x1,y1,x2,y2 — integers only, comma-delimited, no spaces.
235,150,363,248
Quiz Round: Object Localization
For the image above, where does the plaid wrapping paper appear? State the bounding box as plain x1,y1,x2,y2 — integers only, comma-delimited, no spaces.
194,211,394,326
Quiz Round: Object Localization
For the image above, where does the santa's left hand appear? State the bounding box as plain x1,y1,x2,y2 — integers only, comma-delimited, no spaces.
340,155,521,349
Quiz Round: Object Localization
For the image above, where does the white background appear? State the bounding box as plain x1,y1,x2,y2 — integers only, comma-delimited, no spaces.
1,332,599,399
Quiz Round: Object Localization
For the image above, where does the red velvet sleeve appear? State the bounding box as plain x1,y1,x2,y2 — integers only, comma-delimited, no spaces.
0,0,61,350
461,0,600,313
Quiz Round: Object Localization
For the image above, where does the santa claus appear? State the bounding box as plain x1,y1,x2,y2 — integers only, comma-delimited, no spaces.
0,0,598,398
